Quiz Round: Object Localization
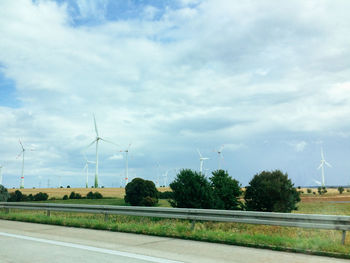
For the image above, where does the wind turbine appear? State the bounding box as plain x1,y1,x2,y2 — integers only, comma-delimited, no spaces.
318,147,331,187
197,149,209,174
83,155,95,188
119,143,131,186
16,139,27,189
0,164,3,185
215,145,224,170
86,114,118,188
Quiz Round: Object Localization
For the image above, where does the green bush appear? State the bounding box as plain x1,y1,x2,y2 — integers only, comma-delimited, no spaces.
8,190,23,202
86,191,103,199
33,192,48,201
307,188,312,194
244,170,300,213
210,170,243,210
338,186,345,194
69,191,82,199
124,178,158,206
62,195,68,200
0,185,9,201
318,186,327,195
170,169,214,209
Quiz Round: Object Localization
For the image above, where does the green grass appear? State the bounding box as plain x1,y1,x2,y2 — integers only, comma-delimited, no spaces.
1,200,349,259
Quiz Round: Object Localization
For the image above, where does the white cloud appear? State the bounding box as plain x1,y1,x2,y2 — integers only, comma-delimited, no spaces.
0,0,350,187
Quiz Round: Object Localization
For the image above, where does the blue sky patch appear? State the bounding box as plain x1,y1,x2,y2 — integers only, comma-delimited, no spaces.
0,71,20,108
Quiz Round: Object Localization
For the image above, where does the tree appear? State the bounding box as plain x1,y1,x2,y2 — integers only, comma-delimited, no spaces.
124,178,158,206
338,186,345,194
8,190,23,202
210,170,243,210
0,185,9,201
169,169,214,208
244,170,300,213
33,192,48,201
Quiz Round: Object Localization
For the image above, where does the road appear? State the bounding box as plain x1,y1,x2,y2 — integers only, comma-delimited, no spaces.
0,220,347,263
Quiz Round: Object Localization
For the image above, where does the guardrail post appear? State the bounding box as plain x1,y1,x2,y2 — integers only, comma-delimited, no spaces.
190,220,196,231
104,213,108,222
4,208,9,214
341,230,346,245
46,210,51,217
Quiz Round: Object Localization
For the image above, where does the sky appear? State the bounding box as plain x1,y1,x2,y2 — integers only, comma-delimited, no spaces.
0,0,350,189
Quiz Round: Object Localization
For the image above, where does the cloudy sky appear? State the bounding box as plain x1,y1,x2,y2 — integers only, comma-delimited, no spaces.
0,0,350,189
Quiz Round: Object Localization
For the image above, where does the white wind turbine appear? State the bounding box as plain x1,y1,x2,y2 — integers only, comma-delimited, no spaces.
83,154,95,188
119,143,131,186
16,139,33,189
318,147,331,187
86,114,118,188
197,149,209,174
215,145,224,170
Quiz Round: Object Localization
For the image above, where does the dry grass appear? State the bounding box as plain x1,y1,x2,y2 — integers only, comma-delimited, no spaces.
8,187,171,198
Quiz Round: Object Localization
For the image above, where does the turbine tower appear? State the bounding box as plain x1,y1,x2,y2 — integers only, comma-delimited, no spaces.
83,154,95,188
120,144,131,186
215,145,224,169
86,114,118,188
17,139,26,189
0,164,3,185
197,149,209,174
318,147,331,187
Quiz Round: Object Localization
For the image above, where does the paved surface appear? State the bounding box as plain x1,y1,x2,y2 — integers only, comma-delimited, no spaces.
0,220,348,263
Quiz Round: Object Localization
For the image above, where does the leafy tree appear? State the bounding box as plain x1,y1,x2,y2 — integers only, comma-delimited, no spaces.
169,169,214,208
87,191,103,199
318,186,327,195
69,191,76,199
210,170,243,210
124,178,158,206
338,186,345,194
158,191,174,199
62,195,68,200
8,190,23,202
244,170,300,213
0,185,9,201
307,188,312,194
33,192,48,201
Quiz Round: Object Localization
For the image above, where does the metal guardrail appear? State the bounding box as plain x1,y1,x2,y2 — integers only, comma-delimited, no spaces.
1,202,349,244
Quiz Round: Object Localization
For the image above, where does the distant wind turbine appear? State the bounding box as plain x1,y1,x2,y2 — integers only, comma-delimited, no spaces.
318,147,331,187
197,149,209,174
86,114,118,188
119,143,131,186
83,154,95,188
215,145,224,169
16,139,34,189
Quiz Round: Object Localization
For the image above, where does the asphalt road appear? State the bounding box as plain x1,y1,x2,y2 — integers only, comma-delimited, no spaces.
0,220,347,263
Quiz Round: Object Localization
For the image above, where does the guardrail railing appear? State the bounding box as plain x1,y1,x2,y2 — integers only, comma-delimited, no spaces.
1,202,349,244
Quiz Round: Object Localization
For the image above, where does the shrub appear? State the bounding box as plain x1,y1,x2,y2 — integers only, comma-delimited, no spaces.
318,186,327,195
158,191,174,199
27,194,34,201
69,191,76,199
307,188,312,194
124,178,158,206
244,170,300,213
33,192,48,201
338,186,345,194
63,195,68,200
86,191,103,199
8,190,23,202
140,196,158,206
0,185,9,201
67,185,71,188
169,169,214,209
210,170,243,210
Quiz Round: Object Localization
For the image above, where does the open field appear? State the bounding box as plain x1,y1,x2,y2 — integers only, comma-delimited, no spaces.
8,187,171,198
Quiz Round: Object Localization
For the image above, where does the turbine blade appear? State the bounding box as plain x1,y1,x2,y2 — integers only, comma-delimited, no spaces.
86,139,97,149
19,139,24,150
93,114,99,137
100,138,120,147
325,161,332,167
321,147,324,159
16,151,23,159
317,163,322,169
197,149,202,158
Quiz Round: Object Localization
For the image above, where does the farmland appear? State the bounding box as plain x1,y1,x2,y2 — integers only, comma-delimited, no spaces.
2,187,350,258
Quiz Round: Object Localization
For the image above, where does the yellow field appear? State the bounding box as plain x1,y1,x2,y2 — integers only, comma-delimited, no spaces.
8,187,171,198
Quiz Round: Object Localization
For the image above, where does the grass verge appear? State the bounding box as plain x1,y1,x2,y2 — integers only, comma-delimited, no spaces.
0,208,349,259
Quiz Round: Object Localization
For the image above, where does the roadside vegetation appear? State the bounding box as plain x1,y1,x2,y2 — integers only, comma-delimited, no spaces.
1,169,350,258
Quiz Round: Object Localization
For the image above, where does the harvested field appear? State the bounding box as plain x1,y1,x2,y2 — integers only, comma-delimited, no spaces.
8,187,171,198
